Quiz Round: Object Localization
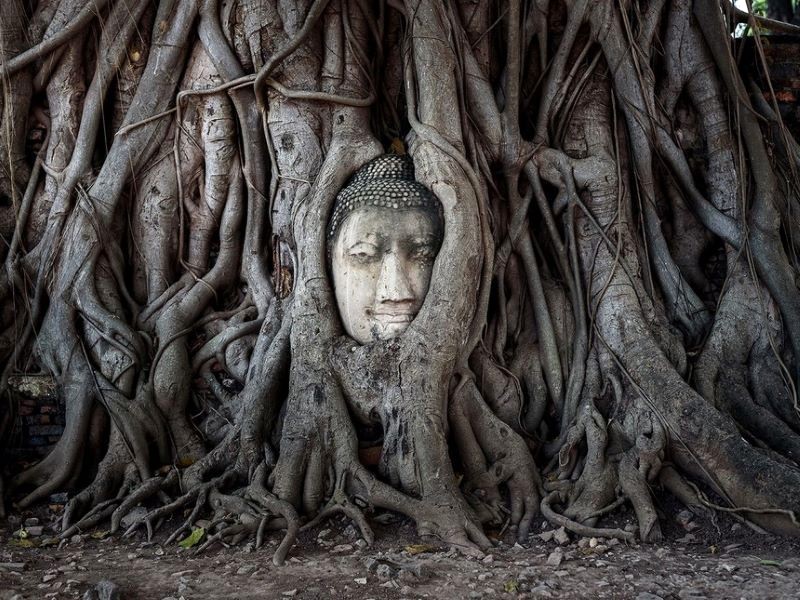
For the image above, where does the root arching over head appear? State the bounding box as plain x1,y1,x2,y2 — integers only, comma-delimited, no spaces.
1,0,800,563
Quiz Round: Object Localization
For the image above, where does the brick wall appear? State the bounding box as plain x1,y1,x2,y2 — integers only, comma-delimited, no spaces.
744,35,800,139
2,375,63,466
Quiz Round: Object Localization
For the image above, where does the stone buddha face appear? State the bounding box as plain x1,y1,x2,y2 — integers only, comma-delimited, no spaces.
328,155,443,344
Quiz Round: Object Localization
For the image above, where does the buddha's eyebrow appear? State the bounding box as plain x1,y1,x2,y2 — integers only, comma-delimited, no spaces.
347,240,377,249
408,235,437,247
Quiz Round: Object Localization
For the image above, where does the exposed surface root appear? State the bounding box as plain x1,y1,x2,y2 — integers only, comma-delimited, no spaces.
2,0,800,564
541,491,636,543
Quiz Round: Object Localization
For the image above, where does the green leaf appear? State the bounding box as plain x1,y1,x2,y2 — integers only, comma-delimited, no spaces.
760,559,782,567
8,538,35,548
504,580,519,593
178,527,205,549
751,0,767,16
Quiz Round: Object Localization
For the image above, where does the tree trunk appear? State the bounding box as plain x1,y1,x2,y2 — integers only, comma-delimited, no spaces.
1,0,800,562
767,0,794,21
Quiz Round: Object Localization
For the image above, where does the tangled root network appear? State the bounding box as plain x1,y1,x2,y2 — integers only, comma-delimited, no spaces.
1,0,800,564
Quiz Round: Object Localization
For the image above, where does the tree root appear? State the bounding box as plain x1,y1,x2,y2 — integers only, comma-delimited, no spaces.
541,491,635,543
4,0,800,569
301,497,375,546
450,378,541,541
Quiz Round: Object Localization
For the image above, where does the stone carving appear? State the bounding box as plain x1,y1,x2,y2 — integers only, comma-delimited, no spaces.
328,154,443,344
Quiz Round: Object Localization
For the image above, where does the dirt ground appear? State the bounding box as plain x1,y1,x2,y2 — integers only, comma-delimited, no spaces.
2,502,800,600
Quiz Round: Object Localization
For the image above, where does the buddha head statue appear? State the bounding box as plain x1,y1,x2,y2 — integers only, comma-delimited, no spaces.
328,154,444,344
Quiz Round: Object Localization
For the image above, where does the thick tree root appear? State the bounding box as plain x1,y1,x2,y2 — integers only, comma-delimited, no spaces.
3,0,800,565
450,378,542,541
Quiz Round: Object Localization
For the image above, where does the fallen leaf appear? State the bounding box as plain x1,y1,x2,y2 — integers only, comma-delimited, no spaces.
760,559,782,567
178,527,205,549
91,531,109,540
38,538,59,547
504,580,519,592
8,539,35,548
404,544,437,555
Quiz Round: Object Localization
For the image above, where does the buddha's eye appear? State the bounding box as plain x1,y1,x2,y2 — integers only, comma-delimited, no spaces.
347,243,379,263
411,245,436,263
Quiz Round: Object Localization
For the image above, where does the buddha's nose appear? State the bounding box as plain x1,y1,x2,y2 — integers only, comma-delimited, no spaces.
376,252,415,304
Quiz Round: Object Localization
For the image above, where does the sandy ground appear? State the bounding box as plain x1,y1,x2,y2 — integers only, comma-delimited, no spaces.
2,504,800,599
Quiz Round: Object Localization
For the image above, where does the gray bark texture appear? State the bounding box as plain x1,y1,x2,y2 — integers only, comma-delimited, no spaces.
1,0,800,558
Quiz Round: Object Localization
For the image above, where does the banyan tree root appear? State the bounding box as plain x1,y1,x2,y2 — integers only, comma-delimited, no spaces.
1,0,800,562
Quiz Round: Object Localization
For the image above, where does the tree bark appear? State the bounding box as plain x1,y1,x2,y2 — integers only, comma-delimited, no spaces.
1,0,800,560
